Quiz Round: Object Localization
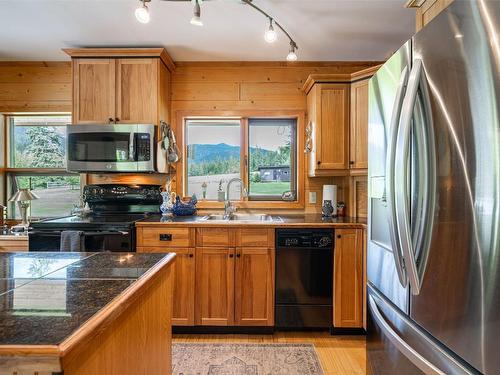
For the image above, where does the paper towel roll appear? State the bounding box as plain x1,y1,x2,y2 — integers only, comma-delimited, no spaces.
322,185,337,216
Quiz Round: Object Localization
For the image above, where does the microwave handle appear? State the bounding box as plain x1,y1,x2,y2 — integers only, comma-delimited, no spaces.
129,132,136,161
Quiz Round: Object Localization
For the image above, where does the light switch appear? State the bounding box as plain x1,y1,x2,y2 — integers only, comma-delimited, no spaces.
309,191,317,204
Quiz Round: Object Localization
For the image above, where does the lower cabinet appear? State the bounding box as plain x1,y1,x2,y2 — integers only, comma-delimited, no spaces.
137,246,196,326
234,247,274,326
333,228,364,328
195,247,235,326
196,246,275,327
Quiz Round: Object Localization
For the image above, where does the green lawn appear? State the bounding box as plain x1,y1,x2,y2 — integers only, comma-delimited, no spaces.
249,182,290,195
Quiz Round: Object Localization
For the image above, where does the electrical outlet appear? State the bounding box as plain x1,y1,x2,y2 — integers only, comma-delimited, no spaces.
309,191,317,204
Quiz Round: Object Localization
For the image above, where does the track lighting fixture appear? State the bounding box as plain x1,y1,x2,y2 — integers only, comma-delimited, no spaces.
286,41,298,62
190,0,203,26
153,0,299,60
264,18,277,43
135,0,151,24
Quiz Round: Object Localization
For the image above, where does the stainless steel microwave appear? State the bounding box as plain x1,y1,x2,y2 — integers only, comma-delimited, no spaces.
66,124,156,173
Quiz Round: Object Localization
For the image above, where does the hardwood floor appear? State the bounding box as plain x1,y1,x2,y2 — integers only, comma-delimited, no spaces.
173,331,366,375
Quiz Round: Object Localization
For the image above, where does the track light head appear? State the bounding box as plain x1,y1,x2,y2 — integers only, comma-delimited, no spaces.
190,0,203,26
135,0,151,24
286,41,298,61
264,18,277,43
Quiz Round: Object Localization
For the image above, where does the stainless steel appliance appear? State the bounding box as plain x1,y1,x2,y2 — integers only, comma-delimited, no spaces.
275,229,333,329
66,124,156,172
367,1,499,374
29,184,161,252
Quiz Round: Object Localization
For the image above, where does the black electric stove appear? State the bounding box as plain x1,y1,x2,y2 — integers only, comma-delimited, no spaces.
29,184,162,252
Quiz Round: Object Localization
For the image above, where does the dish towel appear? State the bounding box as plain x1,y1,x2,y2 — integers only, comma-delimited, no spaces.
60,231,85,252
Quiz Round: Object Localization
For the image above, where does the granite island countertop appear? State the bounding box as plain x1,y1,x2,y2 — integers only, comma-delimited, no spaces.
0,251,175,347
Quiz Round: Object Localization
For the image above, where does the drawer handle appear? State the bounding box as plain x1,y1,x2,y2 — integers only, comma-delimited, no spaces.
229,254,234,258
189,253,194,258
159,234,173,241
337,235,342,239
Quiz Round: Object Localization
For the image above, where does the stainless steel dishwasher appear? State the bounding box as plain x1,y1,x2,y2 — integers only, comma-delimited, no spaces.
275,228,333,329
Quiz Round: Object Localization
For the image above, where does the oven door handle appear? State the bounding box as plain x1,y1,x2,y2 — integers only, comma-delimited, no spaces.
29,231,129,236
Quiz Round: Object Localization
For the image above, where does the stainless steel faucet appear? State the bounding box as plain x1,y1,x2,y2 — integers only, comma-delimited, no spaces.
224,178,247,220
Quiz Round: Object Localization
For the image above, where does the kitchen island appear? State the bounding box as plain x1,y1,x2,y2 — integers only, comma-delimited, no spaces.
0,251,176,375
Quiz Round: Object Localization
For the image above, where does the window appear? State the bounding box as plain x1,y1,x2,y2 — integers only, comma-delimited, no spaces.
185,117,297,202
5,115,81,219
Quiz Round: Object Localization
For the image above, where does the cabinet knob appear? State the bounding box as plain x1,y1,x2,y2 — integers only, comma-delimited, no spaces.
317,160,321,165
189,253,194,258
108,117,114,123
236,253,241,258
337,235,342,239
229,254,234,258
115,117,120,123
349,161,354,165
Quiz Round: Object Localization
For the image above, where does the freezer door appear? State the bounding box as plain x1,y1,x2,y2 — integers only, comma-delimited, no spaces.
367,285,478,375
367,41,411,312
409,1,500,374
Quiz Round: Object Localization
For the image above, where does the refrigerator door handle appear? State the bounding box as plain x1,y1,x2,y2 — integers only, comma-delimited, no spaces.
369,294,446,375
386,65,409,287
395,59,423,295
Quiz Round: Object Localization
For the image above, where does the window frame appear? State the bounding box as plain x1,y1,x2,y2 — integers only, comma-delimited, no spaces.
178,110,305,210
3,113,83,220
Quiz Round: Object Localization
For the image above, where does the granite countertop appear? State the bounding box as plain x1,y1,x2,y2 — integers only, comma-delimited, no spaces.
136,214,367,228
0,251,175,347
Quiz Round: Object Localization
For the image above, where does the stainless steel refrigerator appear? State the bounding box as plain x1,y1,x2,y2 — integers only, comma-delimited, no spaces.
367,0,499,374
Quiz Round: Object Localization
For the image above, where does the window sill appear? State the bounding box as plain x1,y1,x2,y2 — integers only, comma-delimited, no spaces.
194,200,304,210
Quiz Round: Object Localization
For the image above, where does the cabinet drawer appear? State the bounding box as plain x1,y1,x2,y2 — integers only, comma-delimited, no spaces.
236,228,273,248
196,228,233,247
137,227,193,247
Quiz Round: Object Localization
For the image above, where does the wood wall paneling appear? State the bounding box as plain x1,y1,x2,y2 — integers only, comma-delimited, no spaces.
0,62,71,113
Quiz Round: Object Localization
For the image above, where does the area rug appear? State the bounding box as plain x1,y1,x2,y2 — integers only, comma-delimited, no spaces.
172,343,325,375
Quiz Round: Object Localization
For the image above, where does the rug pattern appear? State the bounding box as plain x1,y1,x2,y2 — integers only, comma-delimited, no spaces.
172,343,324,375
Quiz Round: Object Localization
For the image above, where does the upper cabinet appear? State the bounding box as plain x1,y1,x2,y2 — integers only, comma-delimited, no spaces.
349,79,369,171
64,48,174,125
303,67,378,177
407,0,454,31
306,83,350,176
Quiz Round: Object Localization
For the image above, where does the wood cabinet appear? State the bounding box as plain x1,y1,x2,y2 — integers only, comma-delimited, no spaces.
65,48,173,125
0,237,28,252
306,83,350,176
72,59,115,124
349,79,369,171
195,247,235,326
334,228,364,328
234,247,274,326
409,0,454,31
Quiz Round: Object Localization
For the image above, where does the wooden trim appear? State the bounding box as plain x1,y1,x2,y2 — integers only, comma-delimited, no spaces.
176,110,305,210
62,48,176,72
174,61,382,68
302,65,381,94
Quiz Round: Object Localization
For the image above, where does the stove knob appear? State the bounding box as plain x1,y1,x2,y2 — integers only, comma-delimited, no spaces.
318,237,331,247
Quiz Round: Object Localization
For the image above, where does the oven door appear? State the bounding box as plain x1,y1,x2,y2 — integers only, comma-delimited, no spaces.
29,229,134,252
66,124,155,172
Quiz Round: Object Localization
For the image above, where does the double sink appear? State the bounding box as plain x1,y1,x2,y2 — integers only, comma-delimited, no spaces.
199,213,283,223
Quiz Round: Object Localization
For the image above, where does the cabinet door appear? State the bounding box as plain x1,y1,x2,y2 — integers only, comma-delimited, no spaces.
350,79,369,170
116,58,158,124
73,58,115,124
334,228,364,328
195,247,234,326
234,247,274,326
136,246,195,326
316,83,350,171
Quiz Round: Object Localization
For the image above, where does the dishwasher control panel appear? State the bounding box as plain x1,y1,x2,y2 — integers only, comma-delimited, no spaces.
276,229,333,248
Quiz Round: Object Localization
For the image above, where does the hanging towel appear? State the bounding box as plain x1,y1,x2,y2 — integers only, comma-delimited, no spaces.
60,231,85,252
